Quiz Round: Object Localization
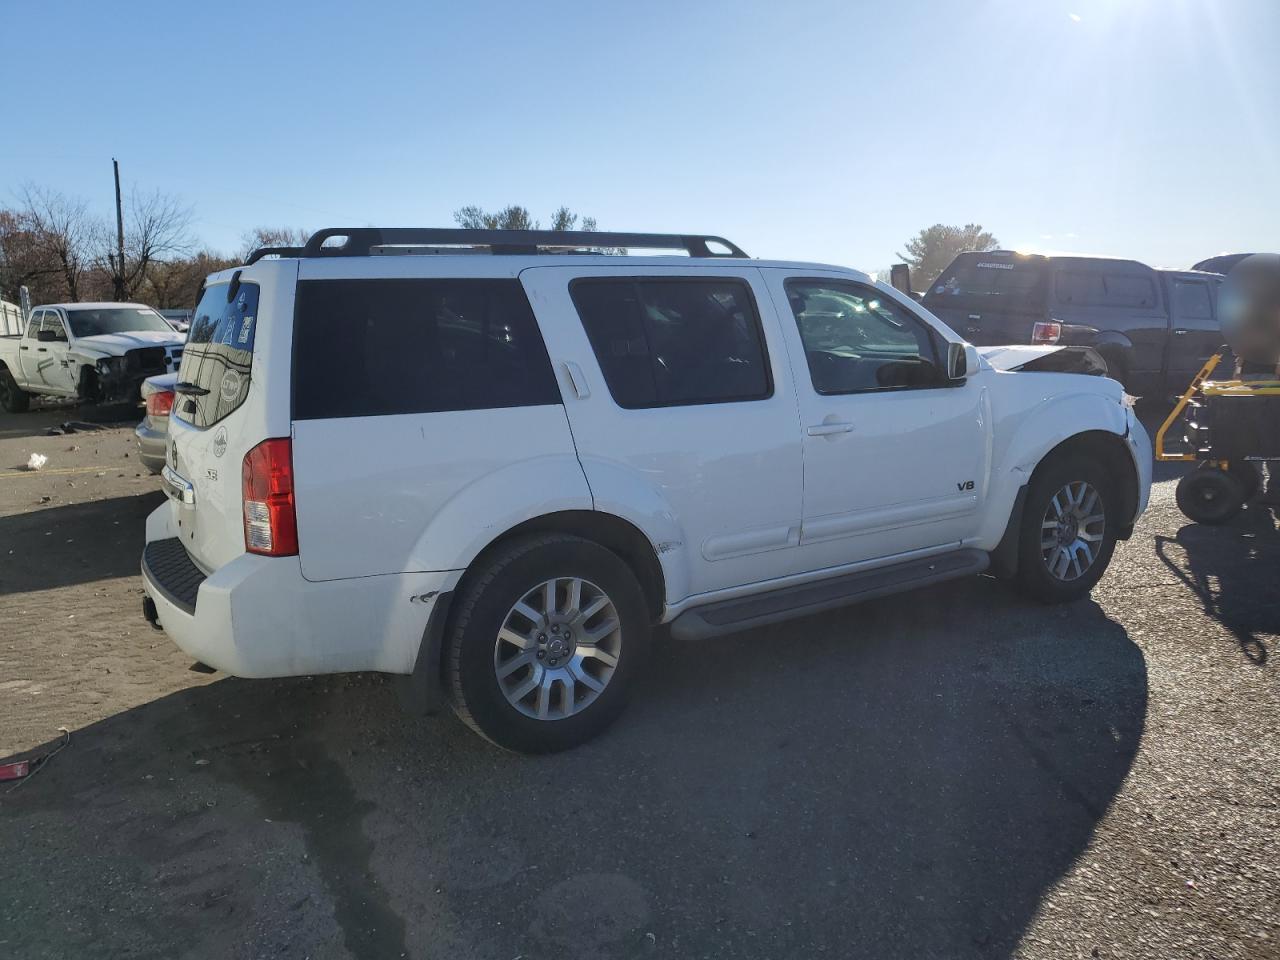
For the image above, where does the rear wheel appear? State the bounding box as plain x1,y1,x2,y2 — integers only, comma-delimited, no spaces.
1015,456,1119,603
446,534,650,753
0,366,30,413
1176,466,1243,525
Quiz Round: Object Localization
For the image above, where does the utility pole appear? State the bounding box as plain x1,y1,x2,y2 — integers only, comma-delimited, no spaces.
112,158,126,300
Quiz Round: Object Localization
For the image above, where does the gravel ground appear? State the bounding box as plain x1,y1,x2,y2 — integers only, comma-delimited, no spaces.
0,401,1276,960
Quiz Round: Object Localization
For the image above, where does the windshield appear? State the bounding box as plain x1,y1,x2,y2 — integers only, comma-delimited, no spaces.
65,307,174,337
923,255,1048,310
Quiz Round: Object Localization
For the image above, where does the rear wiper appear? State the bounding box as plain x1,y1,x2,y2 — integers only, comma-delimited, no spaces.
173,381,210,396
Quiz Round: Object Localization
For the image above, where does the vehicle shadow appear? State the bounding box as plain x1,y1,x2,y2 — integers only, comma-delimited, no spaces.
0,492,163,595
0,577,1147,960
1154,503,1280,665
0,401,139,442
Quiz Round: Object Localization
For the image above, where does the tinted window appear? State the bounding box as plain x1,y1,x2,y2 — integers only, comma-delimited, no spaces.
1174,280,1213,320
175,282,259,428
924,256,1048,310
787,279,942,394
570,278,771,408
1056,269,1156,308
293,279,560,420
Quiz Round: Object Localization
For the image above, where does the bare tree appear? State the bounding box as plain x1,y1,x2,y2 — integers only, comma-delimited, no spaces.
239,226,309,262
0,185,99,303
97,188,194,301
453,205,601,232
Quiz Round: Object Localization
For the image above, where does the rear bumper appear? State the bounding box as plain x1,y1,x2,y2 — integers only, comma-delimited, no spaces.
140,502,459,678
135,420,166,474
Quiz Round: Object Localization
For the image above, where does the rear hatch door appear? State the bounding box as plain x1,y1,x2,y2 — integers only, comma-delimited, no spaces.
166,262,295,572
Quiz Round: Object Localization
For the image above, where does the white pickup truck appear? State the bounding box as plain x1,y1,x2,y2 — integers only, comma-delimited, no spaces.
0,302,186,411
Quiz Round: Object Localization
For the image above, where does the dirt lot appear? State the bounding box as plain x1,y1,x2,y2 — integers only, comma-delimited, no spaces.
0,400,1277,960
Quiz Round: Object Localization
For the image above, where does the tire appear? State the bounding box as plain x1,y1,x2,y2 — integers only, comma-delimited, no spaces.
1220,461,1260,502
0,366,30,413
446,534,651,753
1176,466,1243,525
1014,455,1119,603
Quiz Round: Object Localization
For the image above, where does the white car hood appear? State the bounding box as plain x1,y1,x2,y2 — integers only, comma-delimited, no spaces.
74,330,185,356
976,344,1068,372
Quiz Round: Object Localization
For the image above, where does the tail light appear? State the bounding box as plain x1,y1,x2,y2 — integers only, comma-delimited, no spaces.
242,438,298,556
146,390,175,417
1031,321,1062,344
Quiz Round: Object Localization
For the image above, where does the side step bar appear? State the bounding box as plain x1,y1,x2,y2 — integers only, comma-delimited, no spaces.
668,548,989,641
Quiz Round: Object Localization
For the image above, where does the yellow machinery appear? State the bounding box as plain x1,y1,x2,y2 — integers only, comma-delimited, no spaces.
1157,352,1280,523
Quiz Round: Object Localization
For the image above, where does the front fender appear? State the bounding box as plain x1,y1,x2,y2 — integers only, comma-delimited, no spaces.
975,376,1131,547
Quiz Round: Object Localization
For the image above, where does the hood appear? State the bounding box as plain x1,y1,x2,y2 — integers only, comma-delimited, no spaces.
73,330,185,357
976,345,1068,371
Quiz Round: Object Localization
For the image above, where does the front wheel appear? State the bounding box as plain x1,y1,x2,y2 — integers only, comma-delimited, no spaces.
446,534,651,753
0,366,30,413
1014,456,1119,603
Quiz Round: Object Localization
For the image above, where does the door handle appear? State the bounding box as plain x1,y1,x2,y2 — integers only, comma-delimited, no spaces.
1173,329,1189,336
806,421,855,437
36,347,47,352
561,361,590,399
19,345,28,350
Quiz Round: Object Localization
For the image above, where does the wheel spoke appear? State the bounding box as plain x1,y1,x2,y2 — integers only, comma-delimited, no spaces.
582,617,620,645
498,626,533,650
581,646,618,668
558,675,576,714
535,675,553,719
497,651,533,679
543,579,559,617
576,594,610,624
507,672,539,703
511,600,542,627
570,659,605,692
566,578,583,616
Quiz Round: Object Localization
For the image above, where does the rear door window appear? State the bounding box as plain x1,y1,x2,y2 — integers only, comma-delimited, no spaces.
175,282,259,428
1055,269,1157,308
292,278,560,420
1173,279,1213,320
569,277,771,408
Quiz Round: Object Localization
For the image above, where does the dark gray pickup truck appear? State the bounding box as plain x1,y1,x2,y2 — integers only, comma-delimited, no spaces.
922,251,1223,397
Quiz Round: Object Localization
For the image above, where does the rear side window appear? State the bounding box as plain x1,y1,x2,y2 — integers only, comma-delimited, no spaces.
924,256,1048,310
570,278,771,408
1174,279,1213,320
293,279,560,420
175,282,259,428
1055,269,1157,308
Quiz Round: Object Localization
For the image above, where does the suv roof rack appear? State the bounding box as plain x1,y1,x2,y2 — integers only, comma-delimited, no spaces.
246,228,748,264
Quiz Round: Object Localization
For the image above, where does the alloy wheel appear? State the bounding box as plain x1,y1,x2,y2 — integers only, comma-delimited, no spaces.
1040,480,1107,582
494,577,622,720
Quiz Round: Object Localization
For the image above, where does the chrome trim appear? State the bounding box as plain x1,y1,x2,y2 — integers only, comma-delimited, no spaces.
160,464,195,505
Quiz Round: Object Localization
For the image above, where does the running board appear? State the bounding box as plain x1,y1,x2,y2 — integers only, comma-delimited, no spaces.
668,549,989,641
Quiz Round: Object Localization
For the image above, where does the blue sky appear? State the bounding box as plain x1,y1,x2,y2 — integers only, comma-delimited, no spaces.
2,0,1275,271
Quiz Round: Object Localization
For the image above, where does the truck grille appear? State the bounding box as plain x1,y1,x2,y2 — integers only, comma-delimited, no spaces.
126,347,169,376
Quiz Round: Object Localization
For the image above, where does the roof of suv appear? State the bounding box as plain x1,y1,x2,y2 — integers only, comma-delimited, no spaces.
228,226,869,282
38,301,157,311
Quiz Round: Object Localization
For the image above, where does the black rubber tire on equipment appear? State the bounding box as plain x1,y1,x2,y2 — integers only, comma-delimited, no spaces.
446,533,651,753
1014,455,1120,604
1219,461,1260,503
0,366,30,413
1176,466,1244,525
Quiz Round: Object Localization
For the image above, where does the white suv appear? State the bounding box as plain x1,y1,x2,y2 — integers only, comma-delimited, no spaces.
141,228,1151,752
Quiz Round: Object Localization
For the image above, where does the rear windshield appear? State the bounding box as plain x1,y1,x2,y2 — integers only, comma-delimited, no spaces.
173,282,258,428
66,307,173,337
923,256,1048,310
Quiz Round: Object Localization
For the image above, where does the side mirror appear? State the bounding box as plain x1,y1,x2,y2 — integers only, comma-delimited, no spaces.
946,341,967,381
36,328,58,343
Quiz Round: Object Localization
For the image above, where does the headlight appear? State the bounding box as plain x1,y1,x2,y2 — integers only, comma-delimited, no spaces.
96,356,123,374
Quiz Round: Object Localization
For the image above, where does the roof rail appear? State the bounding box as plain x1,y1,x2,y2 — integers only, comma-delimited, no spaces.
282,227,748,259
245,245,306,265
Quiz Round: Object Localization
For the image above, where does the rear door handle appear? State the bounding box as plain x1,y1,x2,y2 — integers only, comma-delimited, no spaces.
561,361,590,399
807,421,855,437
36,347,47,352
1173,329,1189,335
19,345,28,351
